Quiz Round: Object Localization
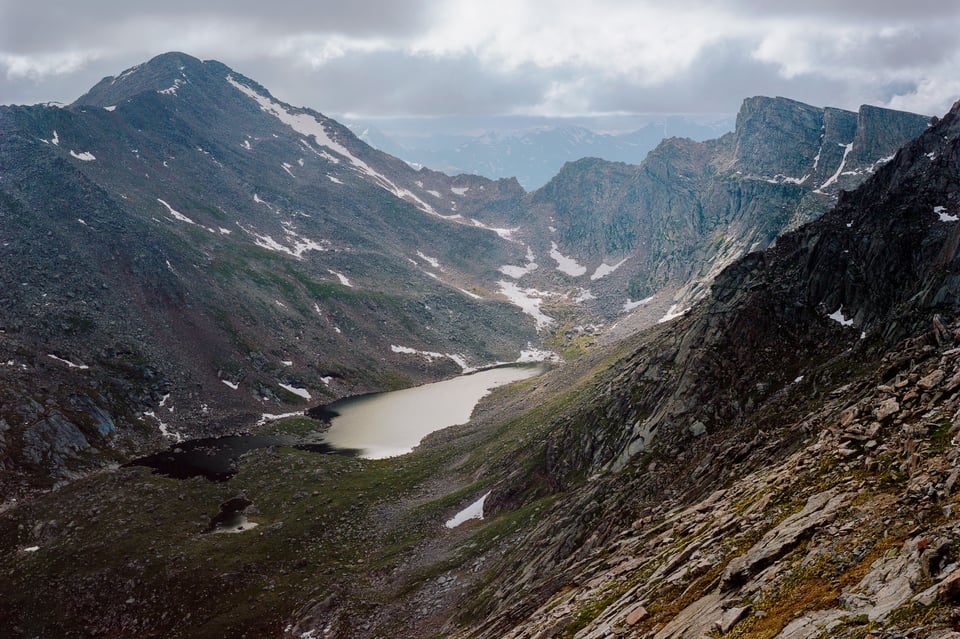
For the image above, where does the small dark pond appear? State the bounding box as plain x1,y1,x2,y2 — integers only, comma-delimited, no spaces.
127,435,357,482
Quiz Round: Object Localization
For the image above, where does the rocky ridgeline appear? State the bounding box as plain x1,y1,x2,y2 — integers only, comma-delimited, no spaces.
526,96,929,312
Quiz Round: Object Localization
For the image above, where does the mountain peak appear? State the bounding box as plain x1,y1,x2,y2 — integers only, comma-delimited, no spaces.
73,51,238,108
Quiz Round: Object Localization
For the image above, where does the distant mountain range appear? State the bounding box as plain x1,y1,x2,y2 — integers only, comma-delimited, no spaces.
347,118,735,190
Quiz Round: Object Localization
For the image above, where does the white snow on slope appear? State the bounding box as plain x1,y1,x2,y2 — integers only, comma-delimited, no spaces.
157,199,195,224
236,222,328,258
591,258,629,281
451,186,470,196
658,304,689,324
278,383,311,400
417,251,441,270
327,175,344,185
158,78,183,95
256,411,303,427
222,380,239,390
498,281,554,330
226,75,438,216
828,306,854,327
47,354,89,370
329,270,353,287
935,206,959,222
471,218,518,240
518,346,562,363
550,242,586,276
391,345,475,373
69,150,96,161
623,295,655,312
816,142,853,193
445,492,490,528
144,410,183,442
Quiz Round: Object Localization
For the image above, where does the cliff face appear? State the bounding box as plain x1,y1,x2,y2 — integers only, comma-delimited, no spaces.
525,96,930,309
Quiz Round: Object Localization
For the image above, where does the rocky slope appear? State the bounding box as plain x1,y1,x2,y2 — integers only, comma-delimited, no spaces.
419,98,960,639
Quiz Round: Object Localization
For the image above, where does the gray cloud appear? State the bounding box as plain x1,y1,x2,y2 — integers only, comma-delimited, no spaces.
1,1,958,122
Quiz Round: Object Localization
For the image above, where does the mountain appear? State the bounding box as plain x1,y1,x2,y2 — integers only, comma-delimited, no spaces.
350,119,734,190
0,53,932,494
522,96,930,316
1,51,958,639
0,52,537,493
434,97,960,639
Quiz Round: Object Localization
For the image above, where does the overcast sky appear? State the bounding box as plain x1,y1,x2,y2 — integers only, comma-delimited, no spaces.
2,0,959,130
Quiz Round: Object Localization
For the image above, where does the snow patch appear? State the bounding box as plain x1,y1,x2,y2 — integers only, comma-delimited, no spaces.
157,199,195,225
241,139,252,150
623,295,655,312
50,130,60,145
445,492,490,528
456,287,482,300
329,270,352,287
256,411,304,427
498,281,554,330
816,142,853,193
549,242,586,276
47,354,89,370
237,223,328,258
327,175,344,185
518,346,561,363
278,383,311,400
935,206,958,222
451,186,469,196
471,218,518,240
591,258,629,281
226,75,438,215
391,345,475,372
69,150,96,161
158,78,183,95
416,251,441,270
828,306,854,327
222,380,239,390
144,410,183,442
657,304,689,324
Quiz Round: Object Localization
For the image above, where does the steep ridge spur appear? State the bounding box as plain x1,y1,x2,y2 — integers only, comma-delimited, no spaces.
427,102,960,638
